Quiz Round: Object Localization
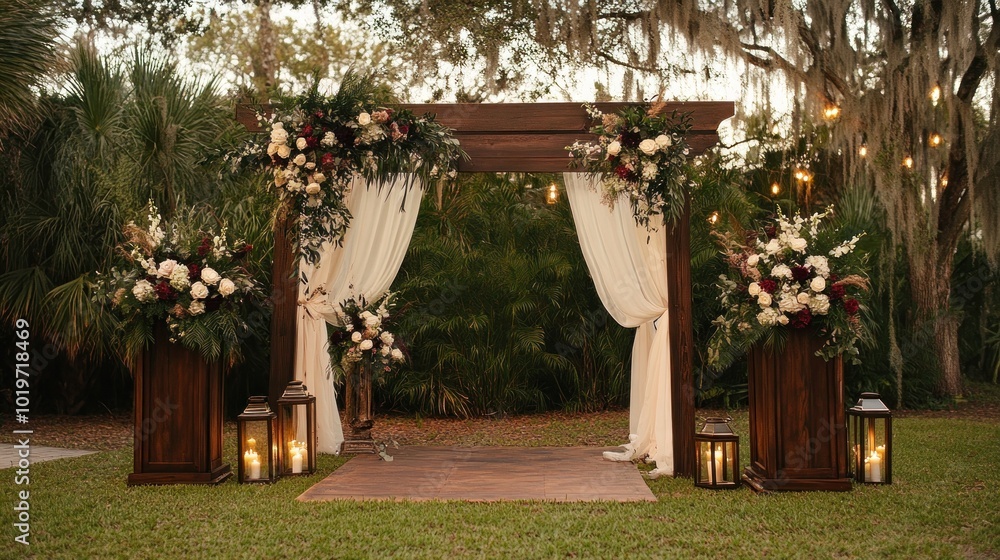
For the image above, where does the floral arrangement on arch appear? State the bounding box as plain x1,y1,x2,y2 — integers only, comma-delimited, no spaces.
567,102,693,228
707,207,870,369
329,293,407,374
95,202,263,363
257,72,463,264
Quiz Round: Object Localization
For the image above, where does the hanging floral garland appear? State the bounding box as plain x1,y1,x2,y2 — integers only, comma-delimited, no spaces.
567,102,692,228
255,72,463,264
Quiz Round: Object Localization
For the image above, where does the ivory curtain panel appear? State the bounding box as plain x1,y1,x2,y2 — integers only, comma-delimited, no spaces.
295,175,424,454
563,173,674,476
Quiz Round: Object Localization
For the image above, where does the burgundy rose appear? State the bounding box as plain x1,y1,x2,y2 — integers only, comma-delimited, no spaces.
187,263,201,281
313,111,324,119
615,165,632,179
233,243,253,260
205,296,222,312
197,236,212,257
154,281,177,301
620,129,640,148
792,307,812,328
321,152,336,169
334,125,354,147
829,284,846,301
765,225,777,239
759,279,778,294
301,124,313,136
791,266,811,281
844,298,860,315
398,123,409,136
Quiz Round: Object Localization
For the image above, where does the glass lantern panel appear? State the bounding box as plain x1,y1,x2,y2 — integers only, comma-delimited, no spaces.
281,406,310,474
241,420,273,481
723,441,736,482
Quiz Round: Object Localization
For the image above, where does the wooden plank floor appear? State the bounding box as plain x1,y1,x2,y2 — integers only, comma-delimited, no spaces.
297,446,656,502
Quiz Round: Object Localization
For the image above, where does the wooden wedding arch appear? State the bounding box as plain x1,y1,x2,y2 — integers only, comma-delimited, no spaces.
237,101,734,477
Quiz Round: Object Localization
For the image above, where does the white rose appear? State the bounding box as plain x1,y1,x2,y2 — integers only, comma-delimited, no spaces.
189,301,206,315
312,172,326,184
639,138,658,155
797,292,811,304
771,264,792,279
293,154,307,167
359,339,374,351
296,137,308,150
218,278,236,297
810,277,826,292
157,259,177,278
655,134,672,149
748,282,761,296
380,346,391,356
789,237,808,252
200,267,221,285
765,239,782,255
305,162,316,170
777,314,790,325
380,332,394,346
606,141,621,156
169,265,190,290
190,281,209,299
778,295,802,313
391,348,404,361
357,112,371,126
351,331,363,343
267,143,278,156
306,183,321,195
365,315,380,328
642,162,658,179
270,128,288,144
747,254,760,267
757,292,773,307
277,144,291,158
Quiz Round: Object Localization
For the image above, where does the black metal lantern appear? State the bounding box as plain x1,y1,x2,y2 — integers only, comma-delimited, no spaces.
237,396,279,484
694,417,740,489
848,392,892,484
277,381,317,476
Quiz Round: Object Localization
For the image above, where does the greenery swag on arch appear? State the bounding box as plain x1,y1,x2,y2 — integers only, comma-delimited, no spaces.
250,72,464,265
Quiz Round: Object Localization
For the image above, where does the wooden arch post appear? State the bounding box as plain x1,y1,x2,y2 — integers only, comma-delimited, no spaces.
237,101,734,477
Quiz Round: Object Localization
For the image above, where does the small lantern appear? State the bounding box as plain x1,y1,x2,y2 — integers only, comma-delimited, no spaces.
237,396,279,484
848,392,892,484
694,417,740,489
277,381,317,476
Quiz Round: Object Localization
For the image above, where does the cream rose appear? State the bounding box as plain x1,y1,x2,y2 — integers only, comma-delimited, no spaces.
200,267,221,285
789,237,808,252
797,292,811,304
351,331,363,343
655,134,672,148
359,339,374,351
747,254,760,267
277,144,291,158
606,141,621,156
270,127,288,144
296,137,308,150
218,278,236,297
189,281,209,300
391,348,404,361
267,143,278,156
357,112,372,126
293,153,307,167
381,346,391,356
312,172,326,183
380,332,394,346
748,282,761,296
639,138,658,155
757,292,773,307
810,277,826,292
157,259,178,278
305,183,321,195
777,314,790,325
189,301,206,315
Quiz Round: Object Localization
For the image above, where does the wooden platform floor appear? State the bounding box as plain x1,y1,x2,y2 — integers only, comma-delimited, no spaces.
298,446,656,502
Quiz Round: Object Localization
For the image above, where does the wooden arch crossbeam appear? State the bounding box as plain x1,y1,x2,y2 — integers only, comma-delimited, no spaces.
237,101,735,477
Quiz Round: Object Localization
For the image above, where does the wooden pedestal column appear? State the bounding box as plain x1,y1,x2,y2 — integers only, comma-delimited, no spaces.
743,329,851,492
128,325,231,485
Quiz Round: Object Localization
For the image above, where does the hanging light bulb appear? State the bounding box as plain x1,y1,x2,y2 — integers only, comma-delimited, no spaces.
771,182,781,195
940,174,949,188
794,169,805,181
930,85,942,106
708,211,720,225
859,145,868,158
929,133,942,147
903,156,914,169
823,105,841,120
546,184,559,204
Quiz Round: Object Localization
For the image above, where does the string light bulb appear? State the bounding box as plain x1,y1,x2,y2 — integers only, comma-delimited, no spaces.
822,105,841,120
771,182,781,195
794,169,805,181
930,85,941,106
929,133,942,147
546,184,559,204
859,145,868,158
940,174,949,188
903,156,914,169
708,211,720,225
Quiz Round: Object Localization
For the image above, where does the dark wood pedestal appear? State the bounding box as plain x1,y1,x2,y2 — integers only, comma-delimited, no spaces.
128,326,231,485
743,329,851,492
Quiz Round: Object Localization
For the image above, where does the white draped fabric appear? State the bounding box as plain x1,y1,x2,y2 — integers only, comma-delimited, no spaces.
563,173,674,476
295,175,424,454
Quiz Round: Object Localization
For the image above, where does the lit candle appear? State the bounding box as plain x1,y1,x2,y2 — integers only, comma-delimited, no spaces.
868,451,882,483
876,445,886,460
250,457,261,479
714,450,724,483
291,451,303,474
243,450,255,474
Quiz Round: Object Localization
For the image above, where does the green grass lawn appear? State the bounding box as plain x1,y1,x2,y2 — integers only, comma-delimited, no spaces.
2,409,998,559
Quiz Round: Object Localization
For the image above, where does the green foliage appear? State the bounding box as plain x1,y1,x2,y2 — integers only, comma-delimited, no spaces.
0,0,57,138
385,174,631,416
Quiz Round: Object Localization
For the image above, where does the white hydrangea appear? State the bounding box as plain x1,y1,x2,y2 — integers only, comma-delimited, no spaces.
778,294,804,313
805,255,830,277
189,301,206,315
380,331,394,346
756,307,781,326
169,264,190,290
770,264,793,279
132,279,156,303
810,294,831,314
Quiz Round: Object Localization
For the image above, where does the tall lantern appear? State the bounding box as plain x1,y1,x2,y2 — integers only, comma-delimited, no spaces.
848,392,892,484
237,396,279,484
277,381,317,476
694,417,740,489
